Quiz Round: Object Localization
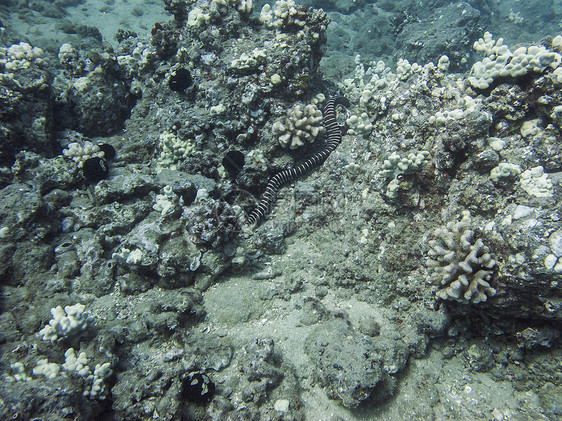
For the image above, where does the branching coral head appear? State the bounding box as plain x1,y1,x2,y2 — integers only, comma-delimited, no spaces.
426,212,496,304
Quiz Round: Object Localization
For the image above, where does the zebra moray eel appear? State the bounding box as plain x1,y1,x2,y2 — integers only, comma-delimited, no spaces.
246,96,350,225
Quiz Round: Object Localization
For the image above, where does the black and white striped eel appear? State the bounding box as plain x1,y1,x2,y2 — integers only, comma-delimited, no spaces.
246,97,350,225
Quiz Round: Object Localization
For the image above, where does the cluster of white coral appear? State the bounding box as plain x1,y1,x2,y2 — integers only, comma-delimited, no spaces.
426,212,497,304
468,32,561,89
428,95,487,126
23,303,113,398
341,55,394,117
188,0,252,27
62,141,105,168
116,41,155,83
32,357,61,379
31,348,112,399
230,48,267,71
188,6,212,27
490,162,522,182
0,41,45,72
340,54,455,133
519,166,553,198
379,151,430,198
346,112,372,135
272,103,324,149
343,51,488,131
395,58,424,81
153,185,184,217
341,55,424,131
58,43,78,65
38,303,95,342
260,0,305,29
63,348,112,399
156,131,195,172
112,246,143,265
8,362,32,382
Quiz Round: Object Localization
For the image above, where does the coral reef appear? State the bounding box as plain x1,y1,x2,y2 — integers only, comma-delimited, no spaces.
519,166,553,198
0,0,562,419
184,190,241,248
62,141,106,168
246,97,349,224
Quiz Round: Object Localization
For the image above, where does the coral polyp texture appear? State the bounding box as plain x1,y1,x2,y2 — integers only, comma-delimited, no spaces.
38,303,94,342
427,212,497,304
0,42,45,72
30,348,112,399
468,31,561,89
260,0,308,29
379,151,430,198
62,141,105,168
272,102,324,149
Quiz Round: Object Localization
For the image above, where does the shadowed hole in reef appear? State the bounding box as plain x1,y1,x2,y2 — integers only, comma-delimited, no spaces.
222,150,245,177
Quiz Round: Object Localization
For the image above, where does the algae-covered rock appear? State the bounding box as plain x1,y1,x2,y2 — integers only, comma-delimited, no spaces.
304,318,383,407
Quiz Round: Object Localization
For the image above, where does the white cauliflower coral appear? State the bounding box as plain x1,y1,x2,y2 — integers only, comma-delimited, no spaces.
38,303,95,342
272,103,324,149
426,212,496,304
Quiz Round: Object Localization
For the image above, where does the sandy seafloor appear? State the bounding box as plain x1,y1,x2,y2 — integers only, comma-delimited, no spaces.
1,0,562,420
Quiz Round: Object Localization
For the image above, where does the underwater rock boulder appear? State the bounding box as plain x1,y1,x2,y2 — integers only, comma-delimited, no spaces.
304,318,384,407
396,2,481,71
0,64,54,179
53,64,135,136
